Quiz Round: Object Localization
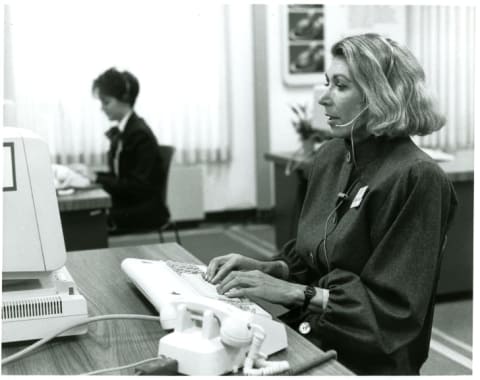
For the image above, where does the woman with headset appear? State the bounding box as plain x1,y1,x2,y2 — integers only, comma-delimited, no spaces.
89,68,169,232
205,34,457,375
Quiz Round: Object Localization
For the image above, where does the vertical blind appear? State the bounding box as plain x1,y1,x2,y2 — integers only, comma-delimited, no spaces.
407,6,475,151
4,3,231,165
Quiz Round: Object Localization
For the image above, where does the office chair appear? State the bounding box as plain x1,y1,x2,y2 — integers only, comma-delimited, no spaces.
109,145,181,244
156,144,181,245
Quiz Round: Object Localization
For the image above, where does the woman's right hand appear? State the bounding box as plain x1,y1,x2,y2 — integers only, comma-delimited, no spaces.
204,253,263,284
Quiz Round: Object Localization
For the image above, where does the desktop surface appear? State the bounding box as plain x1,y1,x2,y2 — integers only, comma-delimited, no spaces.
57,186,111,212
2,243,352,376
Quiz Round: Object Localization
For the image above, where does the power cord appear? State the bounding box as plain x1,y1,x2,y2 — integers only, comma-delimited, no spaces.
3,314,331,376
287,349,337,375
82,356,161,376
1,314,160,368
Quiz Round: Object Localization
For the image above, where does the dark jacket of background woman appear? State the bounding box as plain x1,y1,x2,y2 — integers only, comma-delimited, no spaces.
96,112,169,229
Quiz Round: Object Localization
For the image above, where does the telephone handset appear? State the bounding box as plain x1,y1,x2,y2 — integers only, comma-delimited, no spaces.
158,296,289,375
171,295,254,346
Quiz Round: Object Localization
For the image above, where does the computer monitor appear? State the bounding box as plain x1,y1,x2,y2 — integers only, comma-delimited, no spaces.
2,127,88,343
3,127,66,279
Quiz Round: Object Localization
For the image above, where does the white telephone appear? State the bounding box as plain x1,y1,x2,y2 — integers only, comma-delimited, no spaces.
121,258,289,375
159,296,289,375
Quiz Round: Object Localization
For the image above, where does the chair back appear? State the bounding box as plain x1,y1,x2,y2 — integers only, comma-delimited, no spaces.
157,145,175,208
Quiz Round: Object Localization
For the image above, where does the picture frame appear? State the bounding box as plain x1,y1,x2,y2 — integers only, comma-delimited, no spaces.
282,4,325,87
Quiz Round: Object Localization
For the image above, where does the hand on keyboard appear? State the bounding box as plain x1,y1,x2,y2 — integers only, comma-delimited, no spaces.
182,273,220,299
181,273,260,312
165,260,270,316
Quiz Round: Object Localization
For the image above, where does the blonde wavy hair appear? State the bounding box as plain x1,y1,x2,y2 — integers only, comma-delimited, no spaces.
331,33,445,137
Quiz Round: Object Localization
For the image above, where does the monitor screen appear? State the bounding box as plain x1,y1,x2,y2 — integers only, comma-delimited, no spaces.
3,142,17,191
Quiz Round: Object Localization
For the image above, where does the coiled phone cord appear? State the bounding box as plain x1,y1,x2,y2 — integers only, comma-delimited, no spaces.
242,325,290,376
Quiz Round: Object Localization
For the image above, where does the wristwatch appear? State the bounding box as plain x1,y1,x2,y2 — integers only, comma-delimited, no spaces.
302,285,316,311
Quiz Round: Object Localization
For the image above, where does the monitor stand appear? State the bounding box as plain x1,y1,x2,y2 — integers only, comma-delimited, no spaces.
2,266,88,343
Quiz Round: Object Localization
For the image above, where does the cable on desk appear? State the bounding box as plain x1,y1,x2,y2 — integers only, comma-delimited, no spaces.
80,356,161,376
286,349,337,375
1,314,160,366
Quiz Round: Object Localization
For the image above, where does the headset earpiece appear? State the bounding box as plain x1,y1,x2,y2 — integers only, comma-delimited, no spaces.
122,72,131,103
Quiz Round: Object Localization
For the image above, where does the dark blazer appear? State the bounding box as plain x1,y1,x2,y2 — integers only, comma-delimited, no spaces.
276,135,457,375
96,112,169,229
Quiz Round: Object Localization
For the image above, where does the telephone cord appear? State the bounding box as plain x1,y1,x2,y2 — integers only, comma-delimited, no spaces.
242,324,290,376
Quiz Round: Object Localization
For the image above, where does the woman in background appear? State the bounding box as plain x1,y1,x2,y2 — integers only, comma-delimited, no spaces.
91,68,169,232
205,34,457,375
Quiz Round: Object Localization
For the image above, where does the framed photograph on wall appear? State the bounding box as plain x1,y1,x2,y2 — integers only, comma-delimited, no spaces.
283,4,325,87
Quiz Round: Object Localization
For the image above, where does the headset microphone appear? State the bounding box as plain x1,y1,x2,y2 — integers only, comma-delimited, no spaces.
337,192,349,200
334,106,369,128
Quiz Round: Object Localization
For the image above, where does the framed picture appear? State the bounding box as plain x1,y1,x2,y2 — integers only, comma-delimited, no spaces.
283,4,325,87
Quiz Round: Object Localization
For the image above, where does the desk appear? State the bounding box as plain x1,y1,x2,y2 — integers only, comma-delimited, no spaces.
1,244,352,375
265,149,474,296
57,187,112,251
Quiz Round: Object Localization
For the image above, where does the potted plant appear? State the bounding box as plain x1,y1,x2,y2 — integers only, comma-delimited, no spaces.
290,103,331,154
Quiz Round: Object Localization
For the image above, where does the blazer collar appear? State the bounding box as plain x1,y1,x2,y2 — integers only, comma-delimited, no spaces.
122,111,139,137
343,135,410,169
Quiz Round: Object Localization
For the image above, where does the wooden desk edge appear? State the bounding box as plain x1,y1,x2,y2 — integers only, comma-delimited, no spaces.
57,188,112,212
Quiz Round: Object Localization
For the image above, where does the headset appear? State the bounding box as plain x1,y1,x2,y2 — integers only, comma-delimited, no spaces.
121,72,131,103
320,106,369,271
334,106,369,128
321,180,358,272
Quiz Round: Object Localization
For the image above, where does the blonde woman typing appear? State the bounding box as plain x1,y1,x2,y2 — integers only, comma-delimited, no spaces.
205,34,457,375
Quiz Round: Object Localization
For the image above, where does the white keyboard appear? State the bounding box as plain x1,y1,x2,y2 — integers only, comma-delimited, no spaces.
121,257,288,356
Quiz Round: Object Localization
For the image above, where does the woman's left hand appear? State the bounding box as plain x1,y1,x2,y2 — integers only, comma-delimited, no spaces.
216,269,303,306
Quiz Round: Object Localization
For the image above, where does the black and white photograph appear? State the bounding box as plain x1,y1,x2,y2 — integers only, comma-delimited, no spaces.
1,1,476,377
287,4,325,75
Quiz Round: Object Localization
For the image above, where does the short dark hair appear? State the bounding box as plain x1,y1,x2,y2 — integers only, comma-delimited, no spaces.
92,67,140,106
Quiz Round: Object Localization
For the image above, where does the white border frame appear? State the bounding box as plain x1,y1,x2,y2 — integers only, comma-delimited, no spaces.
282,5,325,87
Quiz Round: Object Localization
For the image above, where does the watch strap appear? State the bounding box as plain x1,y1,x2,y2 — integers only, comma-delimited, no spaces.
302,285,316,311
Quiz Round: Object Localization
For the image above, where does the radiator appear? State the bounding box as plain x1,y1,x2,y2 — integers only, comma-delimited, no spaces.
167,165,205,222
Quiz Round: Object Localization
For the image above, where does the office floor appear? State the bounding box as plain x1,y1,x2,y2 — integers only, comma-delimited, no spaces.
109,223,473,375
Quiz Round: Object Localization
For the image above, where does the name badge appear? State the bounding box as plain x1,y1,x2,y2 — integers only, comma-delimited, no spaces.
350,186,368,208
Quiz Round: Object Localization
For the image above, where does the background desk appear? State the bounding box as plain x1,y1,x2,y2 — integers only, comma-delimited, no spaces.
265,149,473,296
2,244,352,376
57,187,112,251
